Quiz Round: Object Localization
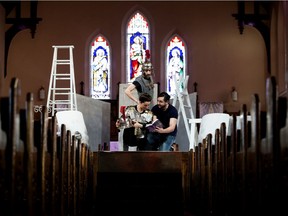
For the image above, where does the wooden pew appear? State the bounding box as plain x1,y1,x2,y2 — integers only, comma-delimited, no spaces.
245,94,261,215
23,92,37,216
199,141,208,214
189,76,288,215
2,75,288,216
259,77,280,215
92,151,189,215
226,114,237,216
234,104,249,215
279,96,288,215
5,77,22,215
0,77,91,216
213,123,228,216
189,145,201,215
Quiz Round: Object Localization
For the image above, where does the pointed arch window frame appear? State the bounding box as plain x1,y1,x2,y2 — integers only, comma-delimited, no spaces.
90,35,111,99
126,11,151,83
166,35,186,97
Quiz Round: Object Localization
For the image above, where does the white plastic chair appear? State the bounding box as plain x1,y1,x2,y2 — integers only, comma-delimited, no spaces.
56,110,89,145
197,113,230,145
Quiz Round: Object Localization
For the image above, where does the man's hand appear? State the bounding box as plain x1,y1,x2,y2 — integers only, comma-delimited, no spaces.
132,121,142,128
154,127,165,133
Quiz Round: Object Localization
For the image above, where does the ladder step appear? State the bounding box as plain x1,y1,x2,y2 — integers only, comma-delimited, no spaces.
53,73,72,76
55,78,71,80
55,61,72,65
183,105,192,109
55,107,76,109
53,45,74,49
55,108,77,111
54,93,74,96
55,78,70,80
48,99,72,102
51,88,72,90
52,101,75,104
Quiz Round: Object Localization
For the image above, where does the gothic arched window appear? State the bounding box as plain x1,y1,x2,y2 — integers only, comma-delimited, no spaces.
166,35,186,97
126,12,150,83
90,35,111,99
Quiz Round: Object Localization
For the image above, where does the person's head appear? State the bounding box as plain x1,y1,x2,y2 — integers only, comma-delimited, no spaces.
139,93,152,110
157,92,170,110
134,36,142,44
172,49,180,58
96,49,105,57
142,61,153,79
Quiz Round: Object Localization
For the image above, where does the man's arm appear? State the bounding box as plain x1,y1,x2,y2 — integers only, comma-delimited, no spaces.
155,117,177,134
124,84,139,104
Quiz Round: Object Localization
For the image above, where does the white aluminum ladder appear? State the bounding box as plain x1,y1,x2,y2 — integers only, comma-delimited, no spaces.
46,45,77,116
172,75,195,146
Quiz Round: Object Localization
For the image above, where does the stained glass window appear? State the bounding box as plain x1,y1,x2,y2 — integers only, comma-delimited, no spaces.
166,35,186,97
126,12,150,83
90,35,111,99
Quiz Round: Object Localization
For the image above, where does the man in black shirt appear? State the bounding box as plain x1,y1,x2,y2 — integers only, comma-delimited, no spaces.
146,92,178,151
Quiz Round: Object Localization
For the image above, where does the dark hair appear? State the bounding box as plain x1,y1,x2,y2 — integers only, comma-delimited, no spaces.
139,93,152,103
158,92,170,102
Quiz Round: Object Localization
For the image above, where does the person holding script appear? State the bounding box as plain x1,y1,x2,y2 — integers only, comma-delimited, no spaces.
145,92,178,151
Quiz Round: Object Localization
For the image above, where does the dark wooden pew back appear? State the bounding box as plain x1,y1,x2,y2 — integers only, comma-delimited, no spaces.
0,77,90,216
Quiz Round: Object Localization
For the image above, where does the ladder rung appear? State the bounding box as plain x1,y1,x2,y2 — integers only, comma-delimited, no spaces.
55,61,71,65
48,100,71,103
51,88,71,90
54,101,74,104
53,73,71,76
55,107,76,109
55,108,76,112
54,93,74,95
55,78,71,80
55,107,69,109
53,45,74,49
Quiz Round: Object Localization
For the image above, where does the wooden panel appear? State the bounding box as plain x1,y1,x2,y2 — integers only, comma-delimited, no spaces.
97,152,186,173
95,151,186,216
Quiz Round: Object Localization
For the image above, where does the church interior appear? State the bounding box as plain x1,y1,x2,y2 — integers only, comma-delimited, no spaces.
0,1,288,215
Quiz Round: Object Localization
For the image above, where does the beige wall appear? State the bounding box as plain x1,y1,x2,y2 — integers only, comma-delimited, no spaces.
0,1,286,113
